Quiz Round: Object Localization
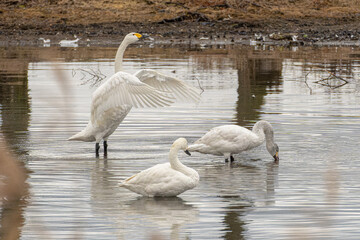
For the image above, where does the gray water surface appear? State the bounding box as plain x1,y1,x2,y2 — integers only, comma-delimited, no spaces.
1,44,360,239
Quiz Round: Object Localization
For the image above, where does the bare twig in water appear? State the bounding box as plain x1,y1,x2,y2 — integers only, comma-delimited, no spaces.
304,72,313,95
304,68,352,94
326,70,349,83
194,77,204,94
73,68,107,87
314,70,349,89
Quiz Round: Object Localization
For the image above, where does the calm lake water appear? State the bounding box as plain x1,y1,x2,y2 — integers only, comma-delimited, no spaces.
0,43,360,239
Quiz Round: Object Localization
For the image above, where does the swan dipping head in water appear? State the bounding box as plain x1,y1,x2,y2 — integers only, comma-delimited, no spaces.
188,120,279,163
119,138,199,197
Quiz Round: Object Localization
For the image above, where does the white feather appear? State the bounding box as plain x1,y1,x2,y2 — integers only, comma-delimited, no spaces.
135,69,201,103
90,71,174,124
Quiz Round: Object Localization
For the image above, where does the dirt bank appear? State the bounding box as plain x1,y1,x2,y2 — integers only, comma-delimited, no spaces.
1,0,360,46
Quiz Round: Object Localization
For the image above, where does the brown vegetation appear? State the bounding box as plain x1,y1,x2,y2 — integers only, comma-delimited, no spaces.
0,0,359,43
1,0,359,26
0,141,28,202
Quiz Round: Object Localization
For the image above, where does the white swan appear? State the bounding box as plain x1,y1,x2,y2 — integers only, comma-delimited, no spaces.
68,33,201,156
119,138,199,197
59,36,80,47
188,120,279,162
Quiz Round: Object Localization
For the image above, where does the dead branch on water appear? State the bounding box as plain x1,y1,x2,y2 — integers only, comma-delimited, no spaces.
304,69,351,92
313,70,349,89
73,68,107,87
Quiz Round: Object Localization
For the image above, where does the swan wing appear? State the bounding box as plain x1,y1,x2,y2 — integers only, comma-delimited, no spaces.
91,71,175,124
123,163,184,185
134,69,201,103
195,125,257,152
121,163,195,196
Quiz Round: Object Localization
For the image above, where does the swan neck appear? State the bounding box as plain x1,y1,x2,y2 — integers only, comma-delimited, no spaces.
114,40,129,72
169,148,190,174
252,121,274,143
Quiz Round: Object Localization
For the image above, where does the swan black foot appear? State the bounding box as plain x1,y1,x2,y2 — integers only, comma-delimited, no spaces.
95,143,100,158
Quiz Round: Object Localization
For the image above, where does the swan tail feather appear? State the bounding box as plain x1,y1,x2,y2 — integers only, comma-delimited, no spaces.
67,129,95,142
187,144,205,152
67,131,87,141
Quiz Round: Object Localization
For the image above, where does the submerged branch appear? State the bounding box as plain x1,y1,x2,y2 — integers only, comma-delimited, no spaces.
306,69,351,90
194,76,205,95
73,68,107,87
304,72,313,95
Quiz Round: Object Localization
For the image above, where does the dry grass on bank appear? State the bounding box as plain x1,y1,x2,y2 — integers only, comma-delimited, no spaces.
0,0,359,28
0,141,28,203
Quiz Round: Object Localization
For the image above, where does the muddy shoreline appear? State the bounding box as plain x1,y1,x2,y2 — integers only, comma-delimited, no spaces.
1,20,360,47
1,0,360,46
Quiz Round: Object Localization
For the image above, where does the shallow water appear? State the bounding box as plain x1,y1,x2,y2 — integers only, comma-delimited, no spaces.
1,44,360,239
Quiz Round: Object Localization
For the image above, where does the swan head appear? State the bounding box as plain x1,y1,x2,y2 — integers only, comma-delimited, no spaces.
267,142,279,162
124,32,142,44
172,138,191,156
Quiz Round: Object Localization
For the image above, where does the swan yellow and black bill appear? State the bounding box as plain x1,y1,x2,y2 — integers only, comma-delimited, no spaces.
273,151,279,162
184,150,191,156
134,33,142,39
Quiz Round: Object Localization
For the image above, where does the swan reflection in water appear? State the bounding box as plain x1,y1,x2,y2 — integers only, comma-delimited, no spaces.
125,197,199,239
195,159,279,239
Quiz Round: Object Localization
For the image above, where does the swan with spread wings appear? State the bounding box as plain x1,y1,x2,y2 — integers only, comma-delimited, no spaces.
68,33,201,157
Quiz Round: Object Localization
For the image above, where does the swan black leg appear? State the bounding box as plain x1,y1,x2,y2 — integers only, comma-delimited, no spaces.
95,143,100,158
225,156,234,163
104,141,108,156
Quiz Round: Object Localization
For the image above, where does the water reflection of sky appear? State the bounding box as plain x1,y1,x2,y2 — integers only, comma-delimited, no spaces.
0,45,360,239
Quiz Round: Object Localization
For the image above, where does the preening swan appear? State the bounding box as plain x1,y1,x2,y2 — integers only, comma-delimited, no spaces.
119,138,200,197
68,33,201,157
188,120,279,162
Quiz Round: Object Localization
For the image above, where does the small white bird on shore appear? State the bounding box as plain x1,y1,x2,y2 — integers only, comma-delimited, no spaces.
187,120,279,162
59,36,80,47
39,38,51,46
120,138,199,197
39,38,51,44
